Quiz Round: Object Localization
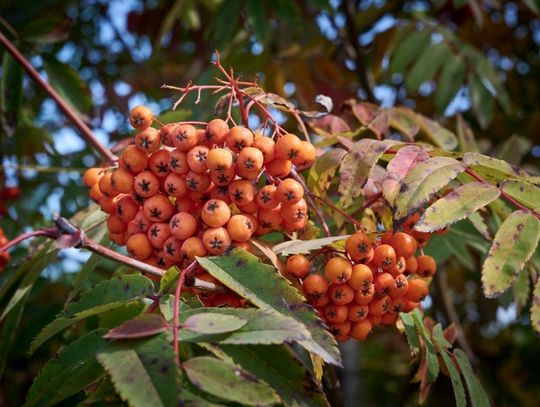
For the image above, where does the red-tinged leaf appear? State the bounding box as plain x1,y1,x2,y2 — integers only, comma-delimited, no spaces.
387,107,420,141
368,110,390,139
350,102,378,124
311,114,351,135
339,139,399,208
382,145,430,206
443,324,458,345
104,315,167,340
307,148,347,196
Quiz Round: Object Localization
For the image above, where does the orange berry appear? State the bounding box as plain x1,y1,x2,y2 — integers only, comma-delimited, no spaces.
201,199,231,228
369,295,391,316
389,232,417,258
185,171,211,193
387,256,406,277
390,274,409,299
350,319,372,340
355,283,375,305
229,180,256,206
311,294,330,308
173,124,198,151
210,167,236,186
143,194,174,222
126,233,153,260
282,217,307,233
330,321,351,337
372,244,396,269
202,227,232,254
256,184,279,210
121,145,148,173
205,119,229,145
403,298,420,312
227,126,253,152
402,213,421,230
135,127,161,153
159,123,178,147
83,167,104,188
227,214,255,242
147,222,171,249
98,173,118,198
132,209,151,233
111,168,134,193
405,256,418,273
169,212,198,240
328,283,355,305
207,148,234,172
374,272,394,297
345,232,372,262
175,198,196,213
252,137,276,163
148,149,170,178
367,314,382,327
416,255,437,278
163,173,188,198
295,141,316,170
410,230,431,247
275,178,304,204
129,105,153,130
134,171,160,198
265,159,291,178
108,231,127,246
89,182,105,202
180,236,207,260
107,214,127,233
168,149,190,175
348,304,369,322
237,147,263,172
325,305,348,324
285,254,310,278
187,145,209,173
156,251,175,269
324,257,353,283
302,274,328,301
257,207,283,231
380,312,398,325
390,298,406,314
280,199,307,223
116,195,139,223
276,133,302,161
405,279,429,302
211,185,232,204
348,264,373,290
99,197,117,214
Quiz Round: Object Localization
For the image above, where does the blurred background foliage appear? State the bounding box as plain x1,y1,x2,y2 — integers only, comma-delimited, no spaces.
0,0,539,406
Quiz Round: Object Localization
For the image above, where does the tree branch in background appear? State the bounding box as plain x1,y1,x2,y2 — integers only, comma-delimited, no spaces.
0,31,118,163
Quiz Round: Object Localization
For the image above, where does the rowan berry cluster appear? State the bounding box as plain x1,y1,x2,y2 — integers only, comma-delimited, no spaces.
83,105,316,305
286,227,437,342
0,228,10,273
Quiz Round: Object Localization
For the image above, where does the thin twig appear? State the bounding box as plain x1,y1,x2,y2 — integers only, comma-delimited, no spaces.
0,32,117,163
311,194,365,231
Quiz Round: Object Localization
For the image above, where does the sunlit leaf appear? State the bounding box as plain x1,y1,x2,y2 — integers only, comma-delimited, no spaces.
500,179,540,211
183,313,247,334
272,235,349,256
463,152,540,185
307,148,347,196
453,349,490,407
456,114,478,153
416,115,458,150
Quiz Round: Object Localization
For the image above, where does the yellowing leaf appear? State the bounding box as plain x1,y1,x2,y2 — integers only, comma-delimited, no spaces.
464,152,540,184
307,149,347,196
500,179,540,211
415,182,500,232
482,211,540,298
530,276,540,334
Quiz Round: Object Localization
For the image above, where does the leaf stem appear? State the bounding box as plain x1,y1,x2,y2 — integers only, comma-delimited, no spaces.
311,194,365,232
0,31,117,163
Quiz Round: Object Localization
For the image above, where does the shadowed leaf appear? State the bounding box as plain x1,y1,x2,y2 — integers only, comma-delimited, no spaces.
530,276,540,333
437,348,466,407
183,313,247,334
500,179,540,211
105,314,168,339
454,349,490,407
307,148,347,196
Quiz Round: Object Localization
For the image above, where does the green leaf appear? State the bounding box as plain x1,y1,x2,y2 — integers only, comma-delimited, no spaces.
456,114,479,153
158,266,180,295
415,182,500,232
25,330,108,407
394,157,466,221
42,54,92,116
97,334,180,407
64,274,154,316
197,249,341,366
463,152,540,185
399,312,420,354
468,211,491,240
104,314,168,339
474,55,511,114
500,179,540,211
245,0,267,43
0,294,26,379
69,252,101,299
338,139,398,208
416,114,458,150
496,135,531,165
183,356,280,406
469,72,494,129
307,148,347,196
272,235,349,256
406,42,448,92
218,345,329,407
411,311,440,383
437,349,466,407
434,53,465,111
454,349,490,407
174,308,310,345
208,0,241,49
389,29,432,75
530,276,540,333
183,313,247,334
513,266,530,315
383,145,430,205
387,107,420,140
482,210,540,298
1,52,23,128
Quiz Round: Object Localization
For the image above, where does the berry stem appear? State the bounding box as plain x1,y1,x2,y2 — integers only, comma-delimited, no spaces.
0,228,58,253
311,194,365,232
289,168,331,237
0,31,117,163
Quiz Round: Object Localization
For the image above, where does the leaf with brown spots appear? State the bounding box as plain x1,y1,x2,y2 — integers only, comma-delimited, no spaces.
272,235,350,256
394,157,466,221
183,313,247,334
482,210,540,298
338,138,399,208
464,152,540,185
104,314,168,339
500,179,540,212
197,249,341,366
307,148,347,197
530,276,540,334
415,182,500,232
